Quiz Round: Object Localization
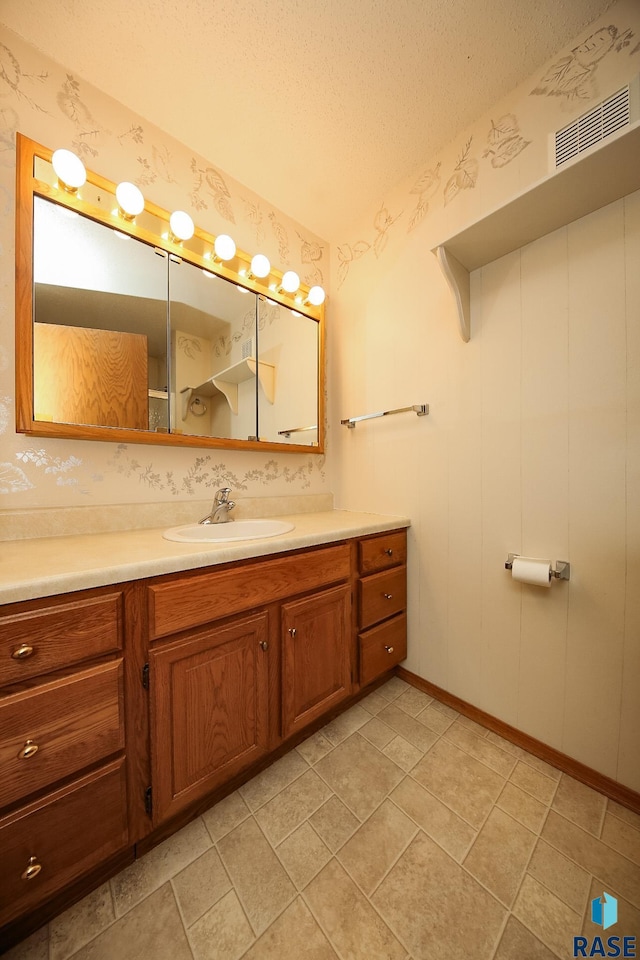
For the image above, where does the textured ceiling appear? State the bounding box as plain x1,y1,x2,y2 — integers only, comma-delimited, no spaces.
0,0,615,239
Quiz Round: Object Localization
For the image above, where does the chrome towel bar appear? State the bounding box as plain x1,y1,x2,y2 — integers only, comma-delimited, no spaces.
341,404,429,429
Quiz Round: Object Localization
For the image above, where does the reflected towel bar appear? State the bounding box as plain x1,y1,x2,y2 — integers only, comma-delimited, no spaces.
341,404,429,429
277,425,318,437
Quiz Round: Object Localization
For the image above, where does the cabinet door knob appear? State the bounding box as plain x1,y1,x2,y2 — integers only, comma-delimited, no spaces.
384,645,394,654
384,548,393,557
383,593,393,600
21,857,42,881
259,640,269,652
18,740,39,760
11,643,34,660
288,628,297,638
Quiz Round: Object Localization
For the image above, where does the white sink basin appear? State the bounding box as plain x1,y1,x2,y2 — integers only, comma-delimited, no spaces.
163,518,295,543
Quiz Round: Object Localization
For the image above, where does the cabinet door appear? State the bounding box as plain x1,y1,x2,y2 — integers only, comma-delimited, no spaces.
282,584,351,739
150,613,270,824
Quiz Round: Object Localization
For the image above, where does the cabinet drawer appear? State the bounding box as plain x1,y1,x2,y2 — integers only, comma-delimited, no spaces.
0,758,128,927
0,660,124,810
148,544,351,640
359,614,407,686
0,593,122,686
359,567,406,629
359,531,407,575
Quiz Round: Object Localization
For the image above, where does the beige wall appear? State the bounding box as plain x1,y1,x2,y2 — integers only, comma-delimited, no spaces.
0,27,329,508
329,1,640,790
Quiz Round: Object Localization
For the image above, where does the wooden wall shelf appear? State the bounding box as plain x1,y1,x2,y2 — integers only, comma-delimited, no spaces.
180,358,276,419
433,120,640,341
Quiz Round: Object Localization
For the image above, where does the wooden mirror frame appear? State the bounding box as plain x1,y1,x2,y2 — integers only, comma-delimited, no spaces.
15,133,325,454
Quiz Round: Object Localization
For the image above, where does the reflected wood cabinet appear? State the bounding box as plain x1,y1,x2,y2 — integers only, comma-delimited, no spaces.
0,528,407,948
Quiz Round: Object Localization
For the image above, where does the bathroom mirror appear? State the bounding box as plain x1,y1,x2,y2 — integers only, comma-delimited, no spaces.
15,133,324,453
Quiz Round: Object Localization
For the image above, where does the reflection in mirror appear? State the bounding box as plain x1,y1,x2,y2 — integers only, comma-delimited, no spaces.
257,298,319,446
169,259,260,441
33,197,168,431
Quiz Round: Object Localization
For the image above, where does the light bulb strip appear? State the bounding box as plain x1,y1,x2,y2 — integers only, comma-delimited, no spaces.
31,137,325,321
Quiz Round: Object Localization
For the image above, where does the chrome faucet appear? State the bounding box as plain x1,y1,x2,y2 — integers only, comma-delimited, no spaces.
199,487,236,524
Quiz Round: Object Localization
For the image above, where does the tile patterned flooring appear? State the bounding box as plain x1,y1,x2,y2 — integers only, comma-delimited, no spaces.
5,677,640,960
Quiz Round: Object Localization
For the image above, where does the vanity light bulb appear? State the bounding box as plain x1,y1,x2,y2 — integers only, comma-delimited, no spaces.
214,234,236,261
51,149,86,192
116,181,145,219
306,285,325,306
250,254,271,279
169,210,195,242
281,270,300,294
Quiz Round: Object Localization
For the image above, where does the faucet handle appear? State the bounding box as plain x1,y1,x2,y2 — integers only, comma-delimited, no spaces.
214,487,232,504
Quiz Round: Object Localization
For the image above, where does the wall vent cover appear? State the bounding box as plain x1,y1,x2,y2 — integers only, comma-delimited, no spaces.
241,337,254,359
554,80,638,168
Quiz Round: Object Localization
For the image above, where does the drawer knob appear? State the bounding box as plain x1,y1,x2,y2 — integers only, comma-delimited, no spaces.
21,857,42,881
384,548,393,557
384,645,394,654
383,593,393,600
11,643,34,660
288,628,297,638
18,740,39,760
259,640,269,652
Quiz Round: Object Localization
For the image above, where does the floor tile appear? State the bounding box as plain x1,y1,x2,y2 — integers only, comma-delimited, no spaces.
372,832,506,960
71,884,192,960
238,751,309,812
255,768,332,845
359,716,396,749
276,822,332,889
394,687,433,717
321,704,370,745
338,799,418,895
512,874,582,959
600,810,640,864
171,846,232,927
242,898,338,960
315,734,404,820
581,876,640,943
296,731,334,765
378,703,440,752
383,735,423,771
188,889,254,960
551,774,606,836
429,700,459,720
464,807,536,906
411,738,505,828
202,790,250,842
485,732,562,781
390,777,476,861
510,761,557,804
306,859,406,960
496,781,548,833
542,810,640,908
49,883,115,960
310,795,361,852
607,800,640,830
493,916,557,960
455,715,491,738
527,839,591,915
377,677,412,700
415,703,455,734
444,721,517,777
111,817,211,917
217,817,295,935
359,689,389,716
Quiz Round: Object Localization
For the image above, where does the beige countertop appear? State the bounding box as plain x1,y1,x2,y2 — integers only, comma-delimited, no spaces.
0,510,410,604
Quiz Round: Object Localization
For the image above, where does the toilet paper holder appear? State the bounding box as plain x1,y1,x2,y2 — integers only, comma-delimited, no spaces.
505,554,570,581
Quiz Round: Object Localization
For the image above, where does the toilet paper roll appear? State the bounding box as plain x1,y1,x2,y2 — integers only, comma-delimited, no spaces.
511,557,552,588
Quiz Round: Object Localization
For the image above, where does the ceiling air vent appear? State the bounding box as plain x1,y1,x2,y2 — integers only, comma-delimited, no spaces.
553,76,639,169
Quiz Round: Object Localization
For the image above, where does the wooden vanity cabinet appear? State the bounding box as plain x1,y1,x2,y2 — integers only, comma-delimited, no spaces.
357,531,408,685
0,588,129,929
